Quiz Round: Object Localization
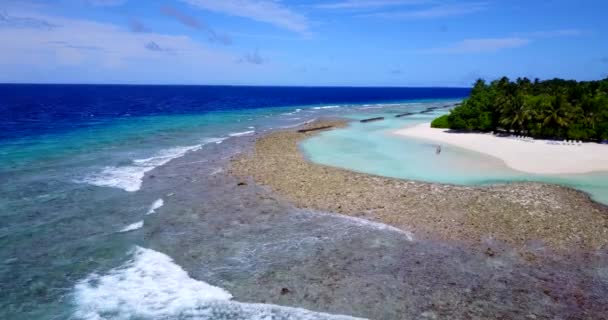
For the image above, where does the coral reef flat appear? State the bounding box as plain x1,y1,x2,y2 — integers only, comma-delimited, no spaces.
231,119,608,252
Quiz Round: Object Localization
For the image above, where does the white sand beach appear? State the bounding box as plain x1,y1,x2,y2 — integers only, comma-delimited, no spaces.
395,123,608,175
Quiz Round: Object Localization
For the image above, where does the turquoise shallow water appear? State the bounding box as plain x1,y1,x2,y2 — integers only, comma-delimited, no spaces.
301,102,608,205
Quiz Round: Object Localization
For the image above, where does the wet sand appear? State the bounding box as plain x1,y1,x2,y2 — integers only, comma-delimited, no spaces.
231,119,608,252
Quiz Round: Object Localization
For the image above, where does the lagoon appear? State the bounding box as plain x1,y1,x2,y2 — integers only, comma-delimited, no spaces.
301,102,608,205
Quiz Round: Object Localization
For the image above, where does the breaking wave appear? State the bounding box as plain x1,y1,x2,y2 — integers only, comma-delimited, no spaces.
312,105,341,110
146,198,164,215
119,221,143,233
79,138,226,192
72,246,365,320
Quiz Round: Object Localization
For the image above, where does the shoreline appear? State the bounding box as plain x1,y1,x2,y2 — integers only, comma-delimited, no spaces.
394,123,608,175
230,119,608,252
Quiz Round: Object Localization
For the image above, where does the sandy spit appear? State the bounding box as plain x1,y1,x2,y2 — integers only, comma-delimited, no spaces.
230,119,608,252
395,123,608,174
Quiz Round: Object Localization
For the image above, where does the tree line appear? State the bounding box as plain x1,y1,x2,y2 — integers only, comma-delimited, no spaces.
431,77,608,141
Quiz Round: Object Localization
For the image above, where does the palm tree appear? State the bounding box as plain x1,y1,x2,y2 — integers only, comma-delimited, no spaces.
445,77,608,139
541,94,571,137
579,93,603,129
499,93,533,133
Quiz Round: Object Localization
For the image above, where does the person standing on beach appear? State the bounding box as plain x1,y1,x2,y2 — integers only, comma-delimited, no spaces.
436,145,442,155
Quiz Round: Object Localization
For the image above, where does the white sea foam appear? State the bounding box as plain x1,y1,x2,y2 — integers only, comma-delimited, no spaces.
312,105,341,110
119,221,143,232
348,216,414,241
282,108,303,115
204,137,227,145
357,106,384,110
80,145,203,192
73,246,231,319
228,130,255,137
80,136,227,192
80,165,151,193
132,145,203,167
315,212,414,241
210,168,224,175
73,246,365,320
146,198,164,215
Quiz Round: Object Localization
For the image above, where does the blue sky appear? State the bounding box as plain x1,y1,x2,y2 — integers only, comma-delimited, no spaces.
0,0,607,86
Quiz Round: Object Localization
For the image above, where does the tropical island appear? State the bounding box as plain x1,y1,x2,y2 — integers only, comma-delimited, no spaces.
431,77,608,141
394,78,608,175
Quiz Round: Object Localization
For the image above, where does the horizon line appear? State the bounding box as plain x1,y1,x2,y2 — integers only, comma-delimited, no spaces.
0,82,473,89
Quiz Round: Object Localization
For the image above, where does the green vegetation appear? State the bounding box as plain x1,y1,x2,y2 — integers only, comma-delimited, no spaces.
431,114,450,128
439,77,608,141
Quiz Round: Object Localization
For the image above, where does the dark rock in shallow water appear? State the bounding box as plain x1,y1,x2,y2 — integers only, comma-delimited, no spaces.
485,247,496,257
360,117,384,123
395,112,415,118
298,126,334,133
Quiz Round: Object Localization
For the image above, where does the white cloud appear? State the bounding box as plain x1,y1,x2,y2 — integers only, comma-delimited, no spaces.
516,29,584,38
160,5,232,45
179,0,309,35
0,12,56,29
419,28,582,55
87,0,128,6
315,0,428,10
0,12,243,83
361,2,487,19
426,37,530,54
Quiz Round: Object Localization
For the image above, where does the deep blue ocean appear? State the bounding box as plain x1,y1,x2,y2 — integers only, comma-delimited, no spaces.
0,85,471,319
0,84,469,140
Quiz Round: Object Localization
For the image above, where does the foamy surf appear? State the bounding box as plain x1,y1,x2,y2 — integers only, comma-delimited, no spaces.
228,130,255,137
312,105,341,110
81,165,153,192
146,198,164,215
204,137,227,145
79,138,225,192
282,108,303,115
314,212,415,241
73,246,365,320
210,168,224,175
357,106,384,110
119,221,143,232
